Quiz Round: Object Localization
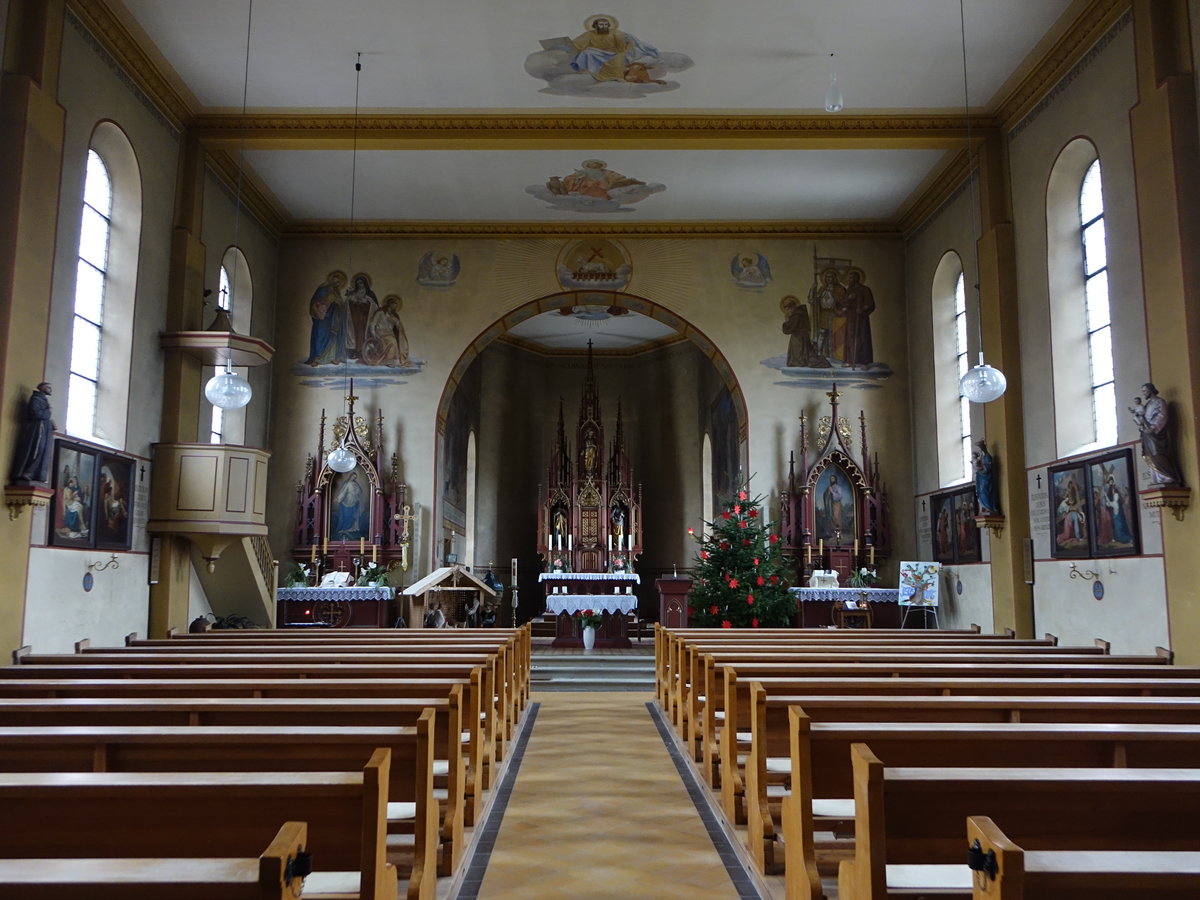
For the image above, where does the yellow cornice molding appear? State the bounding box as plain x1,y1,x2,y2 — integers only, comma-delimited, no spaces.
204,148,287,236
994,0,1131,131
69,0,195,130
190,112,997,151
280,219,903,240
897,149,973,239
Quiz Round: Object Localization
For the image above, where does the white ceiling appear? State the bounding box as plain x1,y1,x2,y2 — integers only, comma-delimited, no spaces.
117,0,1076,225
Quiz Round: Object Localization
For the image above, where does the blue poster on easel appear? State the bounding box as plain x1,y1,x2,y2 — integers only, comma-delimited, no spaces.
898,561,941,607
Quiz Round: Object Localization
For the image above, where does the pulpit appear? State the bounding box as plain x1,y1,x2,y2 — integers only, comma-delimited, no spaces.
656,575,693,628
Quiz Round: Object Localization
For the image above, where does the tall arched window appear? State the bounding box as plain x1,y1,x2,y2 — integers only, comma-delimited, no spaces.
65,149,111,438
932,251,973,485
206,246,252,445
1079,160,1116,446
1047,139,1116,454
65,124,141,448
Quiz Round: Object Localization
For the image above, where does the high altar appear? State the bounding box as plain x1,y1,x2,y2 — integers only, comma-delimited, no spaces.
539,342,642,647
282,388,413,627
780,385,897,627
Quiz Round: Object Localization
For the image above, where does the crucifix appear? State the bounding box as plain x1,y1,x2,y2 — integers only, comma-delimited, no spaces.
1036,473,1042,489
393,504,417,570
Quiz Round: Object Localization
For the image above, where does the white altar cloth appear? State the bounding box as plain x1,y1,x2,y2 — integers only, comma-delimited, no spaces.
790,587,899,604
545,594,638,616
539,572,640,584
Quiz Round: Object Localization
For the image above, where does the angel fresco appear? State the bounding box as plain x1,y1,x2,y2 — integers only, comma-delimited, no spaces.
732,253,772,288
527,159,665,214
417,252,460,287
526,15,692,98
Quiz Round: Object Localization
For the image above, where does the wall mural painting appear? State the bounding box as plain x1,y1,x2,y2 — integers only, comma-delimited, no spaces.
328,468,371,543
556,238,632,291
763,256,893,389
292,268,423,388
527,159,665,213
417,251,460,288
1050,449,1140,560
731,252,772,289
51,441,96,548
526,14,693,98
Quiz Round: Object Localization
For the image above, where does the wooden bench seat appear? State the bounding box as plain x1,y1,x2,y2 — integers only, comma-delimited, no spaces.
965,815,1200,899
0,721,456,877
759,707,1200,898
721,690,1200,828
838,744,1200,900
0,819,309,900
0,695,469,870
0,747,412,900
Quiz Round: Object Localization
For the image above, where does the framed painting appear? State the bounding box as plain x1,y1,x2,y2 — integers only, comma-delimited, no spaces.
930,493,955,564
813,465,856,543
1087,449,1139,558
327,467,372,543
50,440,98,548
95,453,135,550
952,487,981,563
1048,462,1090,559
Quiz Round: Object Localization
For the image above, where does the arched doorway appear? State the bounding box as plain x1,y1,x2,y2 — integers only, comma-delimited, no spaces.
434,291,747,625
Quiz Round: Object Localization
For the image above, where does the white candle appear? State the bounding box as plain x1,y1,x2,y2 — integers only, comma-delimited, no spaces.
557,534,562,551
547,532,552,550
568,534,573,550
628,533,633,551
608,535,612,551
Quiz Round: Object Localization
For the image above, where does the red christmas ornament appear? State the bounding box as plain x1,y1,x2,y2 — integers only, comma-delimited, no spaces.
769,534,779,544
752,617,759,628
747,593,754,605
757,575,765,586
721,620,732,629
722,511,731,520
749,508,758,518
738,490,747,501
710,605,718,615
733,504,741,515
729,577,739,589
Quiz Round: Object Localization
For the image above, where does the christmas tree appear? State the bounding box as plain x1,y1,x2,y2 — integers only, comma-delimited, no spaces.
687,487,795,628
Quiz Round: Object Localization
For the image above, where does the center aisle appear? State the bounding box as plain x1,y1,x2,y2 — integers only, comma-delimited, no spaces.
471,692,748,899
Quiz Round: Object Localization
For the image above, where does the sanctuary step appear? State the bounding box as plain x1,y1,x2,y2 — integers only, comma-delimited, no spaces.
529,652,655,692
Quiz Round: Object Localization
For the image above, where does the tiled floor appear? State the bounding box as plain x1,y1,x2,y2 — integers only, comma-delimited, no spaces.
466,691,761,899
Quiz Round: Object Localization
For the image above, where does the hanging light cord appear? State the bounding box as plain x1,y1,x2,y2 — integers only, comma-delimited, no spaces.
959,0,985,365
225,0,253,374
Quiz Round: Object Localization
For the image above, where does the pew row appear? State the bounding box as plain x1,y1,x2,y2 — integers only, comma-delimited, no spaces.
762,707,1200,898
0,820,310,900
0,746,414,900
965,815,1200,900
838,744,1200,900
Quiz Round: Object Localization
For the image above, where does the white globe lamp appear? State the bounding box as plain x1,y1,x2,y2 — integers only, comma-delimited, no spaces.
205,367,252,410
327,442,356,473
959,354,1007,404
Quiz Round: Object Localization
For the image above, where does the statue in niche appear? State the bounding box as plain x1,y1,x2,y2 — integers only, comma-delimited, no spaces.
9,381,54,484
972,440,999,515
1129,382,1184,486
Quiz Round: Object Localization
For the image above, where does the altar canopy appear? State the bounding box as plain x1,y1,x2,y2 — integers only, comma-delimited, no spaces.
781,384,891,587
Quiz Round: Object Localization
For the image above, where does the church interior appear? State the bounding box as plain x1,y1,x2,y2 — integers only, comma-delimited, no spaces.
4,0,1200,896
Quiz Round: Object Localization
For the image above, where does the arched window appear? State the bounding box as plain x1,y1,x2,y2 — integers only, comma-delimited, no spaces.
932,251,973,485
65,149,111,438
1079,160,1116,446
66,125,141,448
206,246,252,445
1047,139,1116,453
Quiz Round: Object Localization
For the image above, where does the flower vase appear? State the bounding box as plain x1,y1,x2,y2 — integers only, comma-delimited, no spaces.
582,625,596,650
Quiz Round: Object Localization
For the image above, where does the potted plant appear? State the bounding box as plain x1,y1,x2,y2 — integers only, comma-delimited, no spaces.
848,567,879,589
576,608,602,649
610,553,627,573
356,561,389,587
283,563,312,588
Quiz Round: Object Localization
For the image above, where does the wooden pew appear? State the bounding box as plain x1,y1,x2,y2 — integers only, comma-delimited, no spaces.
698,656,1197,798
722,690,1200,828
14,648,516,765
965,815,1200,899
0,695,468,871
0,820,309,900
0,722,454,878
838,744,1200,900
0,746,414,900
763,707,1200,898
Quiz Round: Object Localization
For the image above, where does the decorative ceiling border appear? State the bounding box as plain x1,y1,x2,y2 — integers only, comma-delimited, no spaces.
279,220,904,240
205,149,287,236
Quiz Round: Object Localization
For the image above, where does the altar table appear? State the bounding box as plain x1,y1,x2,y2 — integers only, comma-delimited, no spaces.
540,573,641,647
276,586,394,628
789,586,902,628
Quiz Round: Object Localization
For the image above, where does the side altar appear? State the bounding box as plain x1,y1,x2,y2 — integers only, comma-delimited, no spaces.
286,386,413,626
538,343,642,648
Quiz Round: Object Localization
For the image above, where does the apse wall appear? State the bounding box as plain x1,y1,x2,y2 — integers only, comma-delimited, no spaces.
267,234,914,603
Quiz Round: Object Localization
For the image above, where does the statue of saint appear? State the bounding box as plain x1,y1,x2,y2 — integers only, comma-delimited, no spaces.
1129,383,1184,486
9,382,54,484
972,440,999,515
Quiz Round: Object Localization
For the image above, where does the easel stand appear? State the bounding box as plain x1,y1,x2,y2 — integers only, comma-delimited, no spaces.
901,605,939,629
